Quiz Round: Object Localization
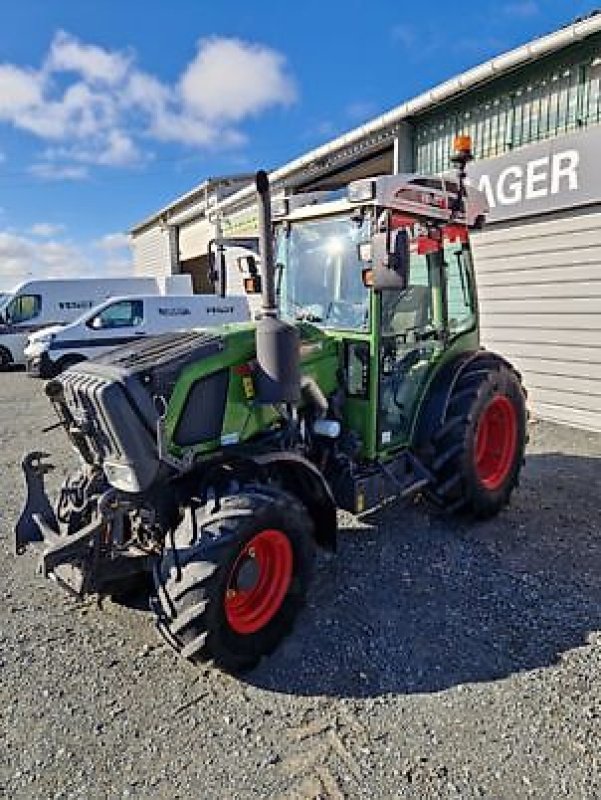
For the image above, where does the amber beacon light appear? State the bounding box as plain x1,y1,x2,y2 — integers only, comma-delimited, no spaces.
453,134,473,158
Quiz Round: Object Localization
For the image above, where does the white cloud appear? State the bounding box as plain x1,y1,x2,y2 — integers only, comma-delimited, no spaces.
0,65,43,116
180,37,296,122
390,24,417,48
28,162,88,180
0,31,297,177
0,227,133,289
502,1,539,17
93,232,131,251
30,222,66,237
346,101,377,122
46,30,131,85
0,231,85,285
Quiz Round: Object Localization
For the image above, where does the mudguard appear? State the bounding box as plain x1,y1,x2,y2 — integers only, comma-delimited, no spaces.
249,451,337,552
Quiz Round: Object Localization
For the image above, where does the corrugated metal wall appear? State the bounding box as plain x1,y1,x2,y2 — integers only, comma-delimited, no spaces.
471,206,601,432
132,224,172,279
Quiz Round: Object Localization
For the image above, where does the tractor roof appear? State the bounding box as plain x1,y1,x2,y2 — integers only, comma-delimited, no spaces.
275,173,488,228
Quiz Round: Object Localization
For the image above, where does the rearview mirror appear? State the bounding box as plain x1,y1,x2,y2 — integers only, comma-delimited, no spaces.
369,228,409,291
237,254,258,275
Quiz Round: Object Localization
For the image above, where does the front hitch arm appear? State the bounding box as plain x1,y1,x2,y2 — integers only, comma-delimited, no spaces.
15,451,59,555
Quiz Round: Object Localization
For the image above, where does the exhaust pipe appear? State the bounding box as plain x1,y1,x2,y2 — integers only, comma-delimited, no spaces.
256,170,277,317
254,170,300,405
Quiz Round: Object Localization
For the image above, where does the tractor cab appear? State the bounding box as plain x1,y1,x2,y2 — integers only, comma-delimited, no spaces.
271,166,486,458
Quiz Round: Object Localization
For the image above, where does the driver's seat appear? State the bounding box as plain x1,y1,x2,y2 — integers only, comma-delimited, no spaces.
386,285,431,334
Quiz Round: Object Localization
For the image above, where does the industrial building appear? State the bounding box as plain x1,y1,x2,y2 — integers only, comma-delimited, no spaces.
130,12,601,432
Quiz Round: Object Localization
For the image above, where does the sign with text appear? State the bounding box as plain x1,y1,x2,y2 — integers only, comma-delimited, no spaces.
468,126,601,223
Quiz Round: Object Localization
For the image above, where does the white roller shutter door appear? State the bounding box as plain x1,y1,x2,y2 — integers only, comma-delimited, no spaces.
132,224,171,279
179,218,214,261
471,208,601,432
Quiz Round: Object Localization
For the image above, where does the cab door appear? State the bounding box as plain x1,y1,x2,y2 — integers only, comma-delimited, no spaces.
376,233,445,451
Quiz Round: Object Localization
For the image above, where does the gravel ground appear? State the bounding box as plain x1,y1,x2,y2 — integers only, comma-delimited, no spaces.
0,370,600,800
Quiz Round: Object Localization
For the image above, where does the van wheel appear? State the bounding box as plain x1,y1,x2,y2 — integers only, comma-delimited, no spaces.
56,355,86,375
0,346,13,369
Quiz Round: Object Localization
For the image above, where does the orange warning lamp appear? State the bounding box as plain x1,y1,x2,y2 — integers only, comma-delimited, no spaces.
453,134,472,155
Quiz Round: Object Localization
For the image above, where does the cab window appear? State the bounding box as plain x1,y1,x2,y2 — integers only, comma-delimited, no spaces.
445,244,476,336
380,249,438,339
88,300,144,330
4,294,42,324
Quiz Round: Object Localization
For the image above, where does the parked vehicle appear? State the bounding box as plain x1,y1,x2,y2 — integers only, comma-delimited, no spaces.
25,293,251,378
0,277,161,368
16,139,527,673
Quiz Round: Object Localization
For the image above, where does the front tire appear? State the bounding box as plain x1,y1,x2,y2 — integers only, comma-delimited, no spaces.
153,486,315,672
426,357,527,518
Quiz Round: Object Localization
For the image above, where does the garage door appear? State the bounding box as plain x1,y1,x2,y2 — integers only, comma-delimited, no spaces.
471,207,601,432
179,218,214,261
133,224,171,279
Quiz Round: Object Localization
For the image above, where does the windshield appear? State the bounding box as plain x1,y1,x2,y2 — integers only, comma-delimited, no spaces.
275,212,371,331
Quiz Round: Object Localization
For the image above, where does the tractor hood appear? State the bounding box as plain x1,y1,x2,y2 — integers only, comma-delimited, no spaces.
47,322,339,494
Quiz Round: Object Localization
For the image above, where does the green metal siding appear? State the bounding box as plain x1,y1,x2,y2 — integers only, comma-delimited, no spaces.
414,35,601,174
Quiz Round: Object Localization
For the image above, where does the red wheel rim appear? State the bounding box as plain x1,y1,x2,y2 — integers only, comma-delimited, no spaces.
225,529,293,635
474,394,518,491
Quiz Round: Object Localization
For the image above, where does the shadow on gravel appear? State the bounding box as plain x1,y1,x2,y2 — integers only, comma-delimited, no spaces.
245,452,601,698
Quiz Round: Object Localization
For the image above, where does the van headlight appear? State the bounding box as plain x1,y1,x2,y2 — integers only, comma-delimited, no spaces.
35,332,56,345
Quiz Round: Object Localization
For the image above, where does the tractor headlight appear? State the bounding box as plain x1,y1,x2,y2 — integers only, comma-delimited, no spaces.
104,462,140,492
348,179,375,203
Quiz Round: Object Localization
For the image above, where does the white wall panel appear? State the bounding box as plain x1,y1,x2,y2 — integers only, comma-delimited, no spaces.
471,207,601,432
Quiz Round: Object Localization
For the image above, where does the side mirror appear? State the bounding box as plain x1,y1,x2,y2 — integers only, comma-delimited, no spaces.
238,254,262,293
369,228,409,291
237,254,258,275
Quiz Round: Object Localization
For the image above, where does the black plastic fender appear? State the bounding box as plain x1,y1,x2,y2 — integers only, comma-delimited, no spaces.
249,451,337,552
413,348,519,456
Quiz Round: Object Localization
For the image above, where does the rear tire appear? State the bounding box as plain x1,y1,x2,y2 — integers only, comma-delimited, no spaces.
153,486,315,672
425,357,527,518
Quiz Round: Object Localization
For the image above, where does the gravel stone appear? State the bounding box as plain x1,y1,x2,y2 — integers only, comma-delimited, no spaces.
0,371,600,799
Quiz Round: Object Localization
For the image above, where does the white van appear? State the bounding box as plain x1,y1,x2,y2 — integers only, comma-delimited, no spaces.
25,293,250,378
0,277,160,368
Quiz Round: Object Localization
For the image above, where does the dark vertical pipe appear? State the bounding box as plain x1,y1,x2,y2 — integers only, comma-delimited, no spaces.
255,170,277,317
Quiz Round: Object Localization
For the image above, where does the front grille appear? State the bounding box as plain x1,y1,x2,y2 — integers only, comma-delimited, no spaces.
61,371,122,459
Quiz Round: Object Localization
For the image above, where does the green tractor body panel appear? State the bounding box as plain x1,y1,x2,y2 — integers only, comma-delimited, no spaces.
164,322,341,460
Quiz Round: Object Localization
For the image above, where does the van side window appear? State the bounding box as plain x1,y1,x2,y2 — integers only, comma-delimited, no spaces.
5,294,42,324
88,300,144,330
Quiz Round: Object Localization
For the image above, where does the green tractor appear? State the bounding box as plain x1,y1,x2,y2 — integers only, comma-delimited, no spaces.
15,139,527,672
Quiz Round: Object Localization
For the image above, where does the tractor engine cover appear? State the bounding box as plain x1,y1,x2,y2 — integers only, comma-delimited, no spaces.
53,330,224,493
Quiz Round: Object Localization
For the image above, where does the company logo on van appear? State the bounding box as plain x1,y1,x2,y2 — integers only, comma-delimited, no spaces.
59,301,94,311
158,307,191,316
207,306,235,314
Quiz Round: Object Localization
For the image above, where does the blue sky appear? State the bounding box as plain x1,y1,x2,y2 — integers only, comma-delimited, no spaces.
0,0,595,289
